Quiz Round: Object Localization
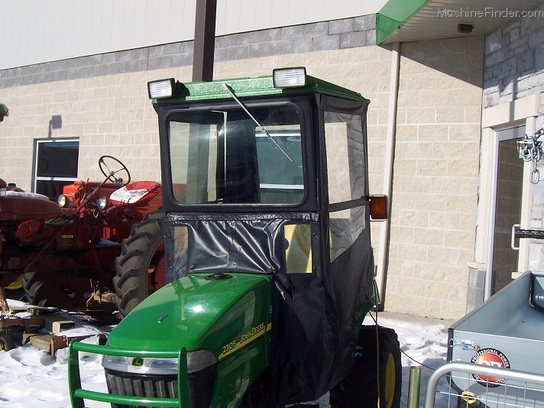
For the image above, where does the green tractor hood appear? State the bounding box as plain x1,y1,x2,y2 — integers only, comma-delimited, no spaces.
107,272,272,356
68,272,272,408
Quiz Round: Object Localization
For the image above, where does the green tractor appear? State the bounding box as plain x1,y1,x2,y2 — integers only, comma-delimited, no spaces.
68,67,402,407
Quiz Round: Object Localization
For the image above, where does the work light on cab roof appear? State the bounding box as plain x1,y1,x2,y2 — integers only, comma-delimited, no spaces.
272,67,307,88
148,78,178,99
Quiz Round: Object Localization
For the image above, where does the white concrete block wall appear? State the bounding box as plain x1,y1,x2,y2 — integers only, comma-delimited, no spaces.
384,37,484,318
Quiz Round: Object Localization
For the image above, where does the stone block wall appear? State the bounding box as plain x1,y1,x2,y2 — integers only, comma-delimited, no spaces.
383,37,484,318
483,5,544,109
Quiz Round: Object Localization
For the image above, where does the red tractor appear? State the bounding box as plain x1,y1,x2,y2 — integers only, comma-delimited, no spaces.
0,155,164,313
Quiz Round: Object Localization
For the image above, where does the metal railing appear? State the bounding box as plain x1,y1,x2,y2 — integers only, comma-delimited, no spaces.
424,362,544,408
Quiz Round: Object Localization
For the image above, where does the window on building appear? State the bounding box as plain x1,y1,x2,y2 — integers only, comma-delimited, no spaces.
33,138,79,200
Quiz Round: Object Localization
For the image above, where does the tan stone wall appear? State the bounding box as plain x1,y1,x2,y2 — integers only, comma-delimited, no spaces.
384,37,484,319
0,46,393,189
0,37,484,319
0,71,179,189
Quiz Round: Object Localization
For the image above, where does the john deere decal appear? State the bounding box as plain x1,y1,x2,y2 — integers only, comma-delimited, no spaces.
219,323,269,360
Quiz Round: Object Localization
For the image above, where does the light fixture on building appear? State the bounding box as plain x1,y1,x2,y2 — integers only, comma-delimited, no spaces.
48,114,62,138
50,115,62,129
458,24,474,34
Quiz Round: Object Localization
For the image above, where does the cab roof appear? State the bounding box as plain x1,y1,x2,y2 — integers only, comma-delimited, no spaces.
150,71,369,105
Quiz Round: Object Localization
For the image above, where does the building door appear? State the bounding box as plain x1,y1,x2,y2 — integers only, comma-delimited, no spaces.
488,125,525,295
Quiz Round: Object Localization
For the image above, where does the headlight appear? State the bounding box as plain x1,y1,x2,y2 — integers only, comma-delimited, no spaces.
187,349,217,373
57,194,68,208
97,196,109,210
102,355,178,375
101,349,217,376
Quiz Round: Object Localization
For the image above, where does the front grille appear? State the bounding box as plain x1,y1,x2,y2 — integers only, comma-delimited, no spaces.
105,369,178,399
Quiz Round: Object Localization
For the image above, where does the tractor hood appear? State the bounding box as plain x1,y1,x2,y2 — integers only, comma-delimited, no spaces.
0,192,62,221
107,272,272,356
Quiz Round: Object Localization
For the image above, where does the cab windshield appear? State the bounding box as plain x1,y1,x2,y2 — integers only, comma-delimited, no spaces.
167,103,303,205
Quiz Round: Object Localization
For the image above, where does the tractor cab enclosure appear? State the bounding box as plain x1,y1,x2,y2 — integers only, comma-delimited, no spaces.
156,68,380,403
68,68,389,408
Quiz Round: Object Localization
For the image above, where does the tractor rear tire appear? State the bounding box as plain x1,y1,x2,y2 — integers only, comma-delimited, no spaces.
113,211,165,317
330,325,402,408
22,270,92,311
0,333,16,351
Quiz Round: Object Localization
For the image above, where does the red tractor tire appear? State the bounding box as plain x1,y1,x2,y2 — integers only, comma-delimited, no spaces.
113,211,165,317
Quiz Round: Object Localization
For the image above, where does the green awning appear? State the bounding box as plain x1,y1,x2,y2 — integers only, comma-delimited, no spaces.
376,0,544,44
376,0,427,44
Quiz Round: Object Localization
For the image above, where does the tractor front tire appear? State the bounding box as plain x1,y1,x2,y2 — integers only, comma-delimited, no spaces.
113,211,165,317
330,325,402,408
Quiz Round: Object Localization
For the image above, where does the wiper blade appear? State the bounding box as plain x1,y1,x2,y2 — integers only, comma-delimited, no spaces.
222,83,293,162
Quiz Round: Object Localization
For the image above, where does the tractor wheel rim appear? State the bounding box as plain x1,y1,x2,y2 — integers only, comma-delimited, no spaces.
384,353,396,407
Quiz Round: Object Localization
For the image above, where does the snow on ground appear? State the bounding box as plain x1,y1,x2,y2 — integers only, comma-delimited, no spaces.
0,299,453,408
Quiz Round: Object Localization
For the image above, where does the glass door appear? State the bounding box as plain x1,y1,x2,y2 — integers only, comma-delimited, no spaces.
488,125,525,295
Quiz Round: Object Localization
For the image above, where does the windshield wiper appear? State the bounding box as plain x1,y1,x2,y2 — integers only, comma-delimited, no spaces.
222,83,293,162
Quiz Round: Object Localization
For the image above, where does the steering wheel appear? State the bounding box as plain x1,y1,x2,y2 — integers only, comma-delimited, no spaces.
98,155,131,186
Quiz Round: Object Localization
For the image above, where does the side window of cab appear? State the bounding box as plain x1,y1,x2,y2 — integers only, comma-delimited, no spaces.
324,110,367,261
